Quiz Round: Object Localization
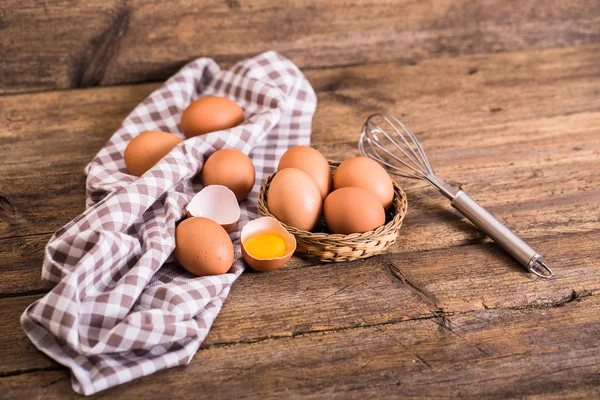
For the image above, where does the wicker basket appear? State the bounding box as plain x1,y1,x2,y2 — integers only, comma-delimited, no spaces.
258,161,408,262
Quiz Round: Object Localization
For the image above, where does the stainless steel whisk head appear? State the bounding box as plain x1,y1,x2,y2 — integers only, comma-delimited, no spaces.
358,113,553,279
359,113,457,199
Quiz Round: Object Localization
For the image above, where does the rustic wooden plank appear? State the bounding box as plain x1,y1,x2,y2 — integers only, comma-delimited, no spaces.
2,288,598,398
2,229,598,376
1,44,599,295
0,235,54,296
309,43,600,149
2,0,600,94
194,231,600,344
3,44,598,178
1,142,597,295
0,83,157,179
0,83,156,251
0,295,59,375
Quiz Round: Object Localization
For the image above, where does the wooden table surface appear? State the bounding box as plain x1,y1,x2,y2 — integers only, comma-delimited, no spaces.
1,1,599,398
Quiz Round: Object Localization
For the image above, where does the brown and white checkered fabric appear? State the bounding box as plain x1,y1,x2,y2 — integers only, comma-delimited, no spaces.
20,52,316,395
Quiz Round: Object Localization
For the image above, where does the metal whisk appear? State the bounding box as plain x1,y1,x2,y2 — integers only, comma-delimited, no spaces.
359,113,553,278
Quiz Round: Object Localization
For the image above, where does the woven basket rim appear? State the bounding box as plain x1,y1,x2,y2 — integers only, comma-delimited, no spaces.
258,161,408,245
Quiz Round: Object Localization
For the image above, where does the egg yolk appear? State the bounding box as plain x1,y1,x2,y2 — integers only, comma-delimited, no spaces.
244,232,287,259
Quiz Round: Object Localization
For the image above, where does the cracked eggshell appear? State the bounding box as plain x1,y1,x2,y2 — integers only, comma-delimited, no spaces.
241,217,296,272
186,185,240,232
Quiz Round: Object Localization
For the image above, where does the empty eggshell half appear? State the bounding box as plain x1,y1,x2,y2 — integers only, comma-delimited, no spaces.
186,185,240,232
241,217,296,272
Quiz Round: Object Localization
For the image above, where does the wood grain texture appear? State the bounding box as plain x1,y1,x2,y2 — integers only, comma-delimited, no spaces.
1,4,599,395
0,295,58,375
1,45,598,296
1,0,600,94
2,291,599,398
1,230,597,376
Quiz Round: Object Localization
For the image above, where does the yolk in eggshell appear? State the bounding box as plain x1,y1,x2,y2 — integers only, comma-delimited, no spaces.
244,232,287,259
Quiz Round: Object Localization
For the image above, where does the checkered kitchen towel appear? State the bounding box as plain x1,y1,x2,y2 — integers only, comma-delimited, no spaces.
20,51,317,395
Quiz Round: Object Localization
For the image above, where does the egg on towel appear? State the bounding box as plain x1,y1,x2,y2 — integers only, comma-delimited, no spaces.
174,217,234,277
181,96,244,138
124,131,182,176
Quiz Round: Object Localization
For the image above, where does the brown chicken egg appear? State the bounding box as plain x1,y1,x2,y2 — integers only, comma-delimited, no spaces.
267,168,322,231
124,131,183,176
174,217,234,277
241,217,296,272
277,146,332,199
324,187,386,235
202,149,255,201
181,96,244,138
333,156,395,209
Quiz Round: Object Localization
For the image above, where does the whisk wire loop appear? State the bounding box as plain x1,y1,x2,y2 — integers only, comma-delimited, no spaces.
359,129,423,179
360,113,435,180
383,114,434,174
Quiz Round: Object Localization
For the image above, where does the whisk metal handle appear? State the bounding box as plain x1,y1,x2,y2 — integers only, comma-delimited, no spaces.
451,191,552,278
